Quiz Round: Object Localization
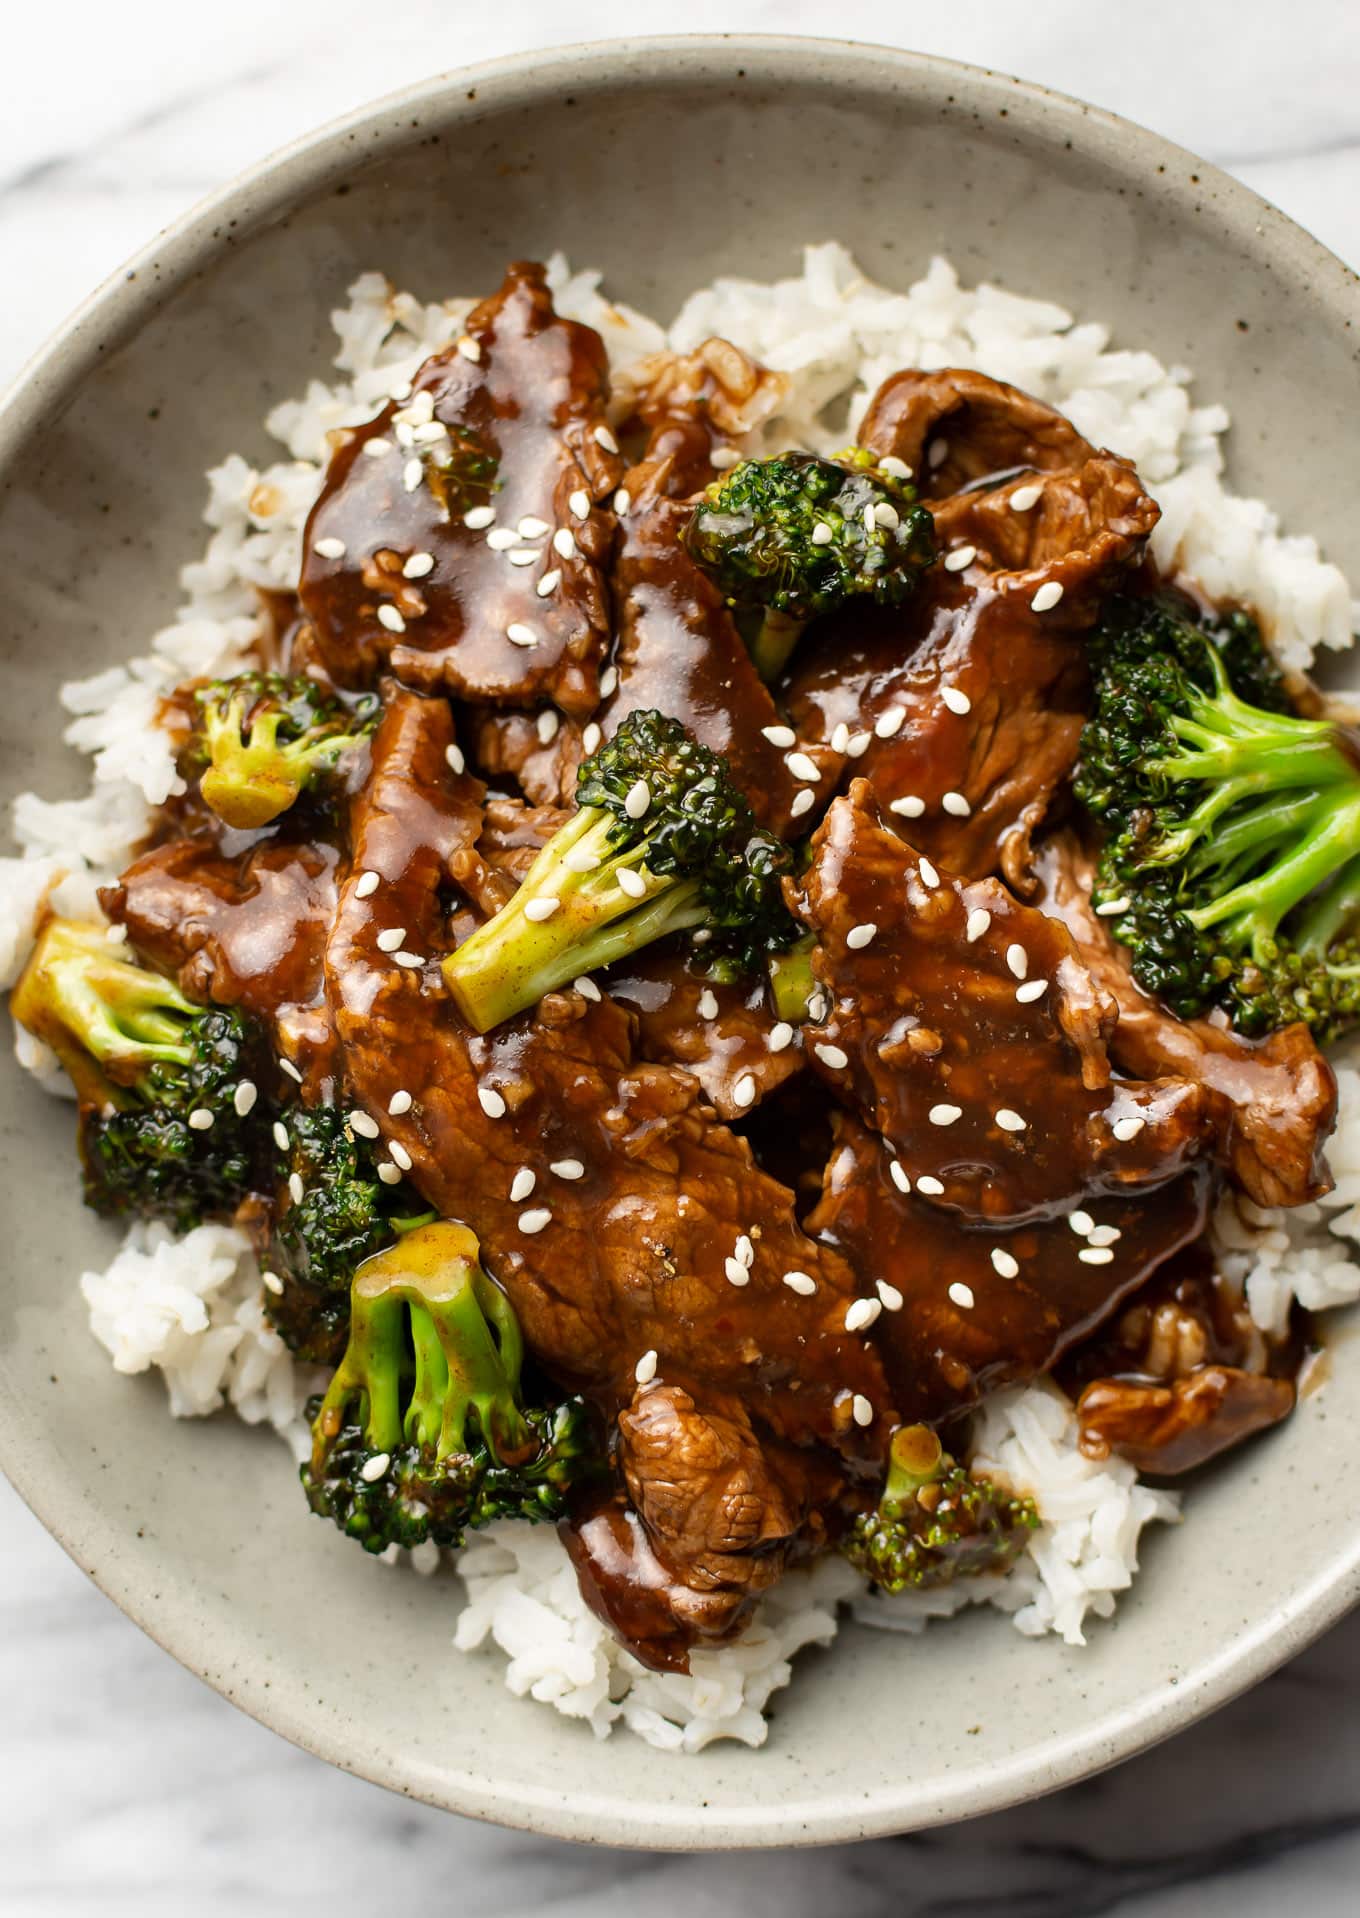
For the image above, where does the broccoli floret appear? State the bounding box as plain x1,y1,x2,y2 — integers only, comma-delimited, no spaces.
842,1423,1039,1593
1075,592,1360,1040
683,449,936,679
11,917,270,1229
301,1220,599,1553
442,709,798,1032
193,671,380,830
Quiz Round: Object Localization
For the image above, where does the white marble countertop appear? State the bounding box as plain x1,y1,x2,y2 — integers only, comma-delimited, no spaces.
6,2,1360,1909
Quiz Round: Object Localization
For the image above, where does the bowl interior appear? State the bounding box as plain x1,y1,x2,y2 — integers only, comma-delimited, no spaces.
3,38,1359,1847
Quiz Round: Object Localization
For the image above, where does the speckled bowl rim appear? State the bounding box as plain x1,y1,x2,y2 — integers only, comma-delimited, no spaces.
3,34,1359,1849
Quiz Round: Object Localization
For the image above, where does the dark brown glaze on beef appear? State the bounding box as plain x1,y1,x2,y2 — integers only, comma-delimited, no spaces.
299,263,622,712
1034,832,1336,1208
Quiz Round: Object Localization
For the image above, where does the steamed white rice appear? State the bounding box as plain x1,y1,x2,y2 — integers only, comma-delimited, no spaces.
5,245,1360,1752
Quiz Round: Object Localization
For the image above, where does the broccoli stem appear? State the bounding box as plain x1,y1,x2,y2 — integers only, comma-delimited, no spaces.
767,932,818,1023
749,610,806,683
1189,789,1360,957
1294,850,1360,959
879,1423,947,1514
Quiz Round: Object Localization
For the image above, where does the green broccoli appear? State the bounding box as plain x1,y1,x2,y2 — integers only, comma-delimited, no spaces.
1075,591,1360,1039
766,931,819,1024
683,449,937,679
193,671,380,830
442,709,798,1032
11,917,270,1229
843,1422,1039,1593
301,1220,599,1553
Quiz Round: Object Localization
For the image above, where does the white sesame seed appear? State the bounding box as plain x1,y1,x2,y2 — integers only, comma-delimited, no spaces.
412,423,448,448
569,489,591,521
762,725,796,748
1088,1224,1124,1248
846,922,877,950
786,751,820,782
233,1081,257,1118
710,446,741,470
506,622,539,648
862,504,877,537
349,1110,380,1139
598,665,619,699
635,1348,658,1385
697,989,718,1020
262,1270,284,1296
617,867,648,900
1006,942,1029,980
965,908,991,942
811,522,834,546
519,1208,552,1235
929,1103,962,1126
353,870,379,903
1010,482,1043,512
612,488,632,516
928,440,949,469
845,1297,881,1333
725,1257,750,1287
376,927,405,953
464,505,496,530
394,422,416,448
279,1058,303,1085
831,721,851,755
1112,1114,1146,1142
941,685,972,716
784,1270,817,1296
445,742,466,775
551,1158,585,1180
388,1090,413,1116
995,1108,1028,1134
536,569,562,598
537,709,560,745
392,951,422,970
917,1174,945,1196
403,457,423,492
594,425,619,454
362,437,392,459
944,545,976,572
389,377,413,401
1031,581,1065,613
624,778,651,820
312,535,346,560
918,857,940,888
523,896,561,922
846,730,873,758
553,526,577,559
486,527,518,550
889,1160,911,1194
815,1043,849,1069
875,706,906,738
942,791,971,816
808,990,829,1021
289,1172,305,1205
272,1121,289,1152
377,603,406,633
508,548,539,567
948,1282,975,1309
873,500,901,530
1015,978,1048,1004
852,1395,874,1428
388,1140,413,1172
880,455,913,480
361,1452,392,1482
876,1279,905,1311
573,975,602,1002
509,1167,536,1203
735,1234,755,1268
1095,897,1131,917
562,847,600,877
890,795,926,818
1069,1210,1096,1237
477,1086,506,1118
768,1021,794,1052
456,335,482,362
789,788,816,818
378,1162,401,1185
582,722,602,755
188,1107,214,1131
733,1072,757,1108
517,516,550,539
1079,1246,1115,1265
403,550,435,578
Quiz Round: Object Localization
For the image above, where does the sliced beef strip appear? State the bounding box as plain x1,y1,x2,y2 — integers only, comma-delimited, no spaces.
810,1112,1211,1426
464,703,585,809
299,262,622,712
1033,831,1336,1209
857,366,1096,497
789,782,1220,1227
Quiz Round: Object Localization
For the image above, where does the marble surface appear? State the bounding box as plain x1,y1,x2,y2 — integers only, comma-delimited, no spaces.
6,2,1360,1908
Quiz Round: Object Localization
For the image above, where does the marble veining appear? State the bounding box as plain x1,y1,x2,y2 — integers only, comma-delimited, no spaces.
6,2,1360,1908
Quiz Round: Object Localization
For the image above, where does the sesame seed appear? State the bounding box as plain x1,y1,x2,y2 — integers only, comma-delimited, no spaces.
1081,1224,1122,1250
733,1072,757,1108
403,458,423,492
272,1121,289,1152
811,522,834,546
624,778,651,820
875,706,906,738
509,1168,536,1203
815,1043,849,1069
486,527,518,550
517,516,550,539
508,548,539,567
553,526,577,559
536,569,562,598
917,1174,945,1196
948,1282,975,1309
735,1234,755,1268
942,791,971,816
918,857,940,888
537,709,560,745
944,545,976,572
863,504,877,536
965,908,991,942
635,1349,658,1385
995,1108,1027,1133
929,1103,962,1126
569,489,591,521
403,551,435,579
1069,1210,1095,1237
990,1247,1021,1280
880,455,913,480
363,438,392,459
519,1207,552,1235
889,1160,911,1194
617,866,648,900
1006,943,1029,980
377,603,406,633
613,488,631,515
388,1090,413,1116
312,535,346,560
582,722,602,755
697,989,718,1020
262,1270,284,1296
845,1297,881,1333
477,1086,506,1118
928,440,949,469
361,1452,392,1482
523,896,561,922
890,795,926,818
574,975,602,1002
847,731,873,757
445,742,466,775
1095,897,1131,917
594,425,619,454
349,1110,380,1139
1015,978,1048,1004
808,989,829,1021
1010,482,1043,511
852,1395,873,1428
725,1257,750,1287
599,665,619,698
846,922,877,950
464,505,496,530
762,724,796,748
456,335,482,362
790,789,816,818
1112,1114,1146,1142
389,378,413,401
376,927,405,952
188,1108,214,1131
768,1022,794,1052
377,1163,401,1185
831,721,851,755
942,685,973,718
279,1058,303,1085
1079,1246,1115,1265
1031,581,1065,613
710,446,741,470
289,1172,305,1204
233,1081,257,1117
388,1140,413,1172
874,501,901,530
784,1271,817,1295
551,1158,585,1180
506,622,538,648
876,1279,905,1311
354,869,380,899
786,751,820,782
411,421,448,447
390,950,421,969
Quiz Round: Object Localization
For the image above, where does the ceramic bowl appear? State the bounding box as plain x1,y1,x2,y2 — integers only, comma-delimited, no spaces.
3,36,1358,1849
